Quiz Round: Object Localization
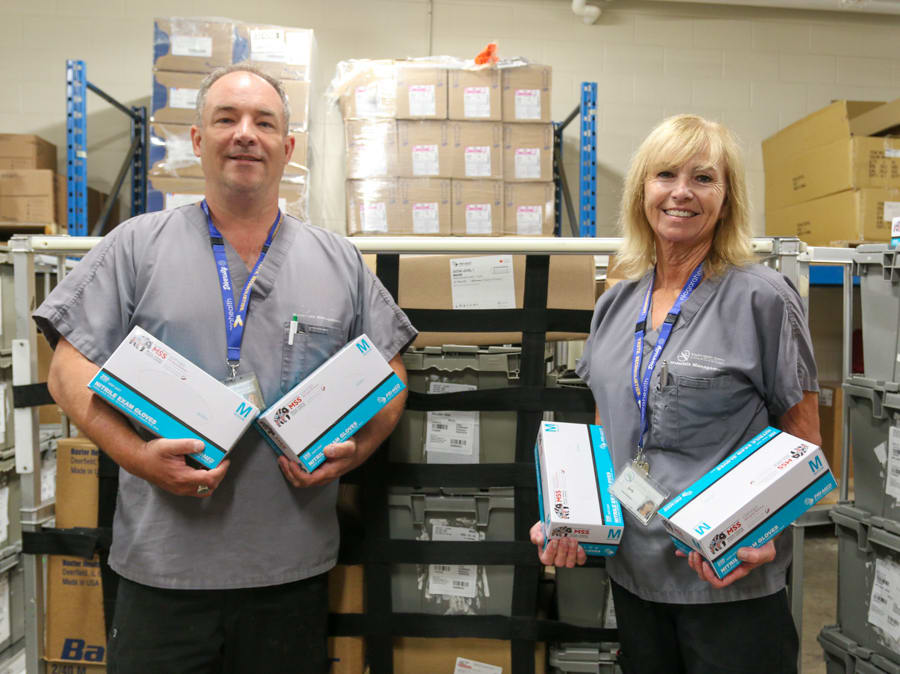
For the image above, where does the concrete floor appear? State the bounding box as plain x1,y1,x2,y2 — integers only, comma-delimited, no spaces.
799,526,839,674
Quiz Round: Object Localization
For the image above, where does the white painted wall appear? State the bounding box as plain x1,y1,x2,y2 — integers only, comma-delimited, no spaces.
2,0,900,235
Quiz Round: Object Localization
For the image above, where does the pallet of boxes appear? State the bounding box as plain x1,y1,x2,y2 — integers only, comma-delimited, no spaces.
326,56,614,673
763,98,900,246
0,134,116,238
333,57,555,237
149,17,312,219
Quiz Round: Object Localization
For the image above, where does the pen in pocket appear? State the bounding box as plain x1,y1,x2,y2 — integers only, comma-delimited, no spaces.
660,360,668,390
288,314,299,346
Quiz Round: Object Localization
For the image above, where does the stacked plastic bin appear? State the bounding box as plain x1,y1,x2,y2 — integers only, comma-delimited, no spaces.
333,57,555,237
821,244,900,673
148,17,313,219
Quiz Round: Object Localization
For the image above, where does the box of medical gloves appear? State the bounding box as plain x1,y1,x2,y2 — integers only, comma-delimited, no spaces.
535,421,624,557
88,326,260,469
659,426,837,579
257,335,405,472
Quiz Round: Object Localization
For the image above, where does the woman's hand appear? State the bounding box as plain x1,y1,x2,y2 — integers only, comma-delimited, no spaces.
530,521,587,568
677,540,777,589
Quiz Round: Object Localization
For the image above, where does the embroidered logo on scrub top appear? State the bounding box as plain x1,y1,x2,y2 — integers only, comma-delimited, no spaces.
671,349,725,371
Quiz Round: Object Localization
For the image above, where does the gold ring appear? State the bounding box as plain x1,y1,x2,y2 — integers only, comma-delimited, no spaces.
196,484,210,496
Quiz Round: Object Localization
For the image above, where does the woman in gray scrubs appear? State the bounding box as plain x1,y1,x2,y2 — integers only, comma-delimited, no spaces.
531,114,821,673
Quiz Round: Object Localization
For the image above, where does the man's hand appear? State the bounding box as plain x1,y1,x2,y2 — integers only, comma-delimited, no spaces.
529,520,587,568
677,540,777,589
276,437,364,488
132,438,230,498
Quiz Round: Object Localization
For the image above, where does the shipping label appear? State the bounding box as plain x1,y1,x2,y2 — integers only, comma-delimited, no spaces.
868,556,900,644
412,144,440,176
514,148,541,180
409,84,436,117
465,204,493,234
426,382,479,462
514,89,541,120
887,426,900,501
464,146,492,177
412,202,440,234
360,202,388,233
171,35,212,58
250,28,286,62
463,87,491,118
168,87,199,110
449,256,516,310
516,205,543,235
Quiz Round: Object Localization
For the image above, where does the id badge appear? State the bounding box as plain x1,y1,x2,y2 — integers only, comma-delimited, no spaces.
225,371,265,409
610,462,670,526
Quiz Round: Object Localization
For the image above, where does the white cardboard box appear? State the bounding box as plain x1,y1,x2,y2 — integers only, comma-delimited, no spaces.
535,421,623,557
256,334,405,472
659,426,837,579
87,326,260,470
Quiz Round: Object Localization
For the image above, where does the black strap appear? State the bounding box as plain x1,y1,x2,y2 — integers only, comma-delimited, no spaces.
406,386,594,413
375,254,400,302
12,383,54,408
403,307,591,334
97,450,120,634
22,527,112,558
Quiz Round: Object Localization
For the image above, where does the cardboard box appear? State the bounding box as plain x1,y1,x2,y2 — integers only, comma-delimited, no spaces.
451,179,503,236
393,637,546,674
503,182,555,236
0,169,56,224
851,97,900,137
47,437,107,668
762,100,883,164
502,64,552,123
233,24,314,81
346,179,399,236
818,381,851,480
148,124,308,180
345,119,398,179
764,136,900,211
765,188,897,245
397,121,451,178
0,134,56,171
151,70,205,125
659,426,837,579
394,254,595,346
282,79,310,130
449,68,502,121
395,63,448,120
148,176,307,221
153,17,234,73
256,335,406,472
328,564,363,613
337,59,397,119
329,637,364,674
450,121,503,180
50,176,118,235
535,421,623,557
503,124,553,183
38,336,62,424
397,178,452,235
88,326,260,470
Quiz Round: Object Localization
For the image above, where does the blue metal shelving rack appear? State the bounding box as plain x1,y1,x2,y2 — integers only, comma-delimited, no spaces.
553,81,597,237
65,59,148,236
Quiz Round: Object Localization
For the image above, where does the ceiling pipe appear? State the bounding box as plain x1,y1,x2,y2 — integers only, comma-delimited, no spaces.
572,0,602,24
651,0,900,15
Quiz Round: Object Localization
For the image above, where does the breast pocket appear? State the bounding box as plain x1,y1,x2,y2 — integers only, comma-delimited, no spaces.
671,371,755,450
280,316,346,394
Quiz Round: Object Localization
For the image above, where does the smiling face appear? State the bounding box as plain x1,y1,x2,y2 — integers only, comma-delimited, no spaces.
643,154,727,252
191,70,293,200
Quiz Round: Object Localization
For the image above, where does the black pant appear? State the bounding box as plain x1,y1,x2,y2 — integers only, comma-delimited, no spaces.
107,574,329,674
610,580,798,674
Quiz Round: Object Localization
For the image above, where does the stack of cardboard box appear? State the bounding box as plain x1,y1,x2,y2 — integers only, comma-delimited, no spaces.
764,99,900,246
149,17,313,219
338,59,555,237
0,134,116,236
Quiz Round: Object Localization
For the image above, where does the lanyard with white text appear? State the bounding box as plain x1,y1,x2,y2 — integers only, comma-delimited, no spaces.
631,263,704,466
202,200,280,378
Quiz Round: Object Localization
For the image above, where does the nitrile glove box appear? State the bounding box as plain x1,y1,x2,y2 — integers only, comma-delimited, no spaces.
87,326,260,470
256,334,405,472
659,426,837,579
535,421,624,557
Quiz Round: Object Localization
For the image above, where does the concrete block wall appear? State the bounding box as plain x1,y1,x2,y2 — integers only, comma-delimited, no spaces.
2,0,900,236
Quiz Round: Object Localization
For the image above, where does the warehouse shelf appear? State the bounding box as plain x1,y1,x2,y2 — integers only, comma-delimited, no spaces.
66,60,148,236
553,82,597,237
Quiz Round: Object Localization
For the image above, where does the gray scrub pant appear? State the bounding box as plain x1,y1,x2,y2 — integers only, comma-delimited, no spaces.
107,573,329,674
610,580,798,674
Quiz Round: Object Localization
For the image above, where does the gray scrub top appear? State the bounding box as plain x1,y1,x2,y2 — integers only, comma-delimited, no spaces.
34,205,417,589
575,263,817,604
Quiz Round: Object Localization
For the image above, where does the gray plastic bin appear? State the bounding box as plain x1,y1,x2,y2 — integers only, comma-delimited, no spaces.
844,381,900,522
853,245,900,385
0,356,13,452
0,458,20,555
0,553,24,655
832,504,900,666
390,346,525,464
388,486,514,615
556,567,609,628
819,625,900,674
549,643,622,673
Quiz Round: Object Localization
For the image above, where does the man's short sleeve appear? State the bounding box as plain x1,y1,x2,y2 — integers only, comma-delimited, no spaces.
349,251,417,361
32,228,135,363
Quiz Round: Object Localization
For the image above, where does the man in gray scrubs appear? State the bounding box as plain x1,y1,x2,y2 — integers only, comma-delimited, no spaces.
34,64,417,673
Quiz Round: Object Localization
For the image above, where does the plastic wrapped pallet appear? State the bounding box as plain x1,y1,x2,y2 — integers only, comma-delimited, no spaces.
346,178,451,236
345,120,397,179
149,176,307,222
451,179,503,236
153,17,234,73
232,24,315,81
503,123,554,183
449,121,503,180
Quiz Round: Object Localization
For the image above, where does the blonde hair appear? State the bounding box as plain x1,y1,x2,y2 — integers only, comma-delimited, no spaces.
616,114,753,279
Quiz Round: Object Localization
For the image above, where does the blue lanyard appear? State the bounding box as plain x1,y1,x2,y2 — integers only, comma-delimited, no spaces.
631,263,704,452
201,200,280,374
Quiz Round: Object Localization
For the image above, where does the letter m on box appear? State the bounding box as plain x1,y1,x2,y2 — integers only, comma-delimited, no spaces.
235,402,255,419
